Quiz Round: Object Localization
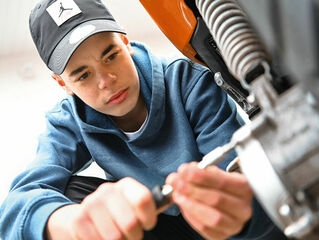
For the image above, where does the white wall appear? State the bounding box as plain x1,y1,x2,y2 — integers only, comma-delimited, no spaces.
0,0,178,207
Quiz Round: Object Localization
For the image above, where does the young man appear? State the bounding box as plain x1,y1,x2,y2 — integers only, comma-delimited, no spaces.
0,0,288,239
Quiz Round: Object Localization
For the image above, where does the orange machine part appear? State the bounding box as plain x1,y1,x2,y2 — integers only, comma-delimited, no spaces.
139,0,199,63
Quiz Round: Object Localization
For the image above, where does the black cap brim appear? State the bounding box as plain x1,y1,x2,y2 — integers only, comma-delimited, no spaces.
48,19,126,75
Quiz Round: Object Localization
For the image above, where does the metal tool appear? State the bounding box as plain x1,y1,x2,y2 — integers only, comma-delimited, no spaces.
152,141,236,211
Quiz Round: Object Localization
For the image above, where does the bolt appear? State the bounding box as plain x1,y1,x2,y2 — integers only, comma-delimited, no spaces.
279,204,291,217
247,94,256,105
214,72,224,86
296,191,306,202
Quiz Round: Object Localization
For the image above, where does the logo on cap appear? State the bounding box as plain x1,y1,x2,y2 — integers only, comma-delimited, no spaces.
47,0,82,26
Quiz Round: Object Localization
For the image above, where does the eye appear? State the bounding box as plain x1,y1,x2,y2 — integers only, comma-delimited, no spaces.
77,72,90,81
105,52,119,63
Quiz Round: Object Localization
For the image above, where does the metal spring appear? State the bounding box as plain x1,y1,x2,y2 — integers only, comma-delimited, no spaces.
195,0,269,81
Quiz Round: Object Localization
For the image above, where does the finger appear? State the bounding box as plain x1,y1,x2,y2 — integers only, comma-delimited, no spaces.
173,192,244,238
73,216,103,240
117,178,157,230
71,204,107,240
81,187,124,240
180,208,227,240
168,174,252,221
175,163,252,198
100,183,144,240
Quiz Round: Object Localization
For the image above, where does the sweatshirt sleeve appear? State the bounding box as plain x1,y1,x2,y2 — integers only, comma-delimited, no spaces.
184,68,287,239
0,99,92,240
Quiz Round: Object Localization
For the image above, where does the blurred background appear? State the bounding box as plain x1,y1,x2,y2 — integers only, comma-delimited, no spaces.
0,0,179,206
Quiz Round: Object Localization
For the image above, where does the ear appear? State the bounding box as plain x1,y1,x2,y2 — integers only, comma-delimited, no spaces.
51,73,74,95
120,34,134,56
51,73,65,87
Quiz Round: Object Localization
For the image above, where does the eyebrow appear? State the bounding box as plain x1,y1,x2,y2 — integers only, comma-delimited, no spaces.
69,44,116,78
69,66,88,77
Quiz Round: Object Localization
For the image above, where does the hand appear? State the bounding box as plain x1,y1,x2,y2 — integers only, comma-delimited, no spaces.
166,162,253,240
46,177,157,240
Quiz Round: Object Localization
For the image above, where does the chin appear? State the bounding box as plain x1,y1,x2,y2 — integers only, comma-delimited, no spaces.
101,95,138,117
109,106,133,118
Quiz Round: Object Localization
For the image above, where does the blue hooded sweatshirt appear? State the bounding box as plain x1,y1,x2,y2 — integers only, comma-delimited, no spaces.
0,42,284,239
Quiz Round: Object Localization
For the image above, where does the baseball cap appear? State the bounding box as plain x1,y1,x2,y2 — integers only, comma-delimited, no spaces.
29,0,126,75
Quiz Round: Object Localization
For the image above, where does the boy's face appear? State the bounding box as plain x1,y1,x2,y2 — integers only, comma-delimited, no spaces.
59,32,140,117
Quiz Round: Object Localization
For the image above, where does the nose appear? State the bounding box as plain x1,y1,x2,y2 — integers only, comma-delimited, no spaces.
97,72,116,89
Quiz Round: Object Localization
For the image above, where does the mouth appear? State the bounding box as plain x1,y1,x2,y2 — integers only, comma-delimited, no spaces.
107,88,129,105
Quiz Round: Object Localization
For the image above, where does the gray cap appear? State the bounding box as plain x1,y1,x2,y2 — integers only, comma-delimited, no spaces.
29,0,126,74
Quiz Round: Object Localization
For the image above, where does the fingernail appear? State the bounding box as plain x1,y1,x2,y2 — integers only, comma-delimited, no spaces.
174,192,186,204
166,173,176,185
